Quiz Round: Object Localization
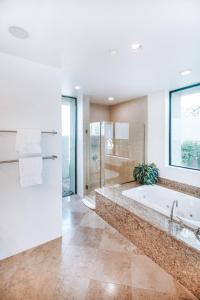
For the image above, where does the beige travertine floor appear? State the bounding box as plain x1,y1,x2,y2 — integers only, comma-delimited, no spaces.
0,195,197,300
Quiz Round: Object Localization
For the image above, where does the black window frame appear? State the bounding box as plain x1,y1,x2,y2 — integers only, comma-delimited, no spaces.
62,95,77,194
169,83,200,171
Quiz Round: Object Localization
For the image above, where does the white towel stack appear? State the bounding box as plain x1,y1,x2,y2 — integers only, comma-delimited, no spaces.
16,129,42,188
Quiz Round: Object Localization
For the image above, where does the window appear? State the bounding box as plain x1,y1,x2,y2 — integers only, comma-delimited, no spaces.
62,96,77,196
169,83,200,171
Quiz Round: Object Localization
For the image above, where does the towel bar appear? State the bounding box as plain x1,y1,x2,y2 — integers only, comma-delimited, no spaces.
0,155,58,164
0,130,57,134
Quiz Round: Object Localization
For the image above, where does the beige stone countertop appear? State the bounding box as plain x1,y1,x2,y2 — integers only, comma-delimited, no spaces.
96,182,200,254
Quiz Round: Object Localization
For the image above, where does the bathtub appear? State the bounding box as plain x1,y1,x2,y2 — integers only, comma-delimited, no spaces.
122,185,200,230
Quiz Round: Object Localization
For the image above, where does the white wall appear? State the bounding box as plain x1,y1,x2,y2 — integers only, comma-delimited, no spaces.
147,90,200,187
0,53,62,260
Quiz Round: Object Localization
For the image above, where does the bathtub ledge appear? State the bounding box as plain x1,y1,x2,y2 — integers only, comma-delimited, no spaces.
95,182,200,298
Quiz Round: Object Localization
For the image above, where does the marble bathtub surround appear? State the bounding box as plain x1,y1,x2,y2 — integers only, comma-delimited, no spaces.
96,182,200,251
0,195,197,300
95,183,200,298
159,177,200,198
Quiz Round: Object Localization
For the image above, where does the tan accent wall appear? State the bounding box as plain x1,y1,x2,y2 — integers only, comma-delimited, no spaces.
110,96,147,124
90,96,147,124
110,96,148,161
90,103,110,122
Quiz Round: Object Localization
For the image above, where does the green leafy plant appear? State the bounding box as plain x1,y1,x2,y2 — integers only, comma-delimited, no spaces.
134,163,159,185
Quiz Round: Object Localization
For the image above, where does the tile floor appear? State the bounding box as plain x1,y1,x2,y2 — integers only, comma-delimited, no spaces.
0,195,197,300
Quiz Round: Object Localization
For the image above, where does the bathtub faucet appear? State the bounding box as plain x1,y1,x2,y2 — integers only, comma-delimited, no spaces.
169,200,178,222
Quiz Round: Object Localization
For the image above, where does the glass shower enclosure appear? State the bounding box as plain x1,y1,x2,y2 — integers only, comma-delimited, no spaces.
86,121,145,197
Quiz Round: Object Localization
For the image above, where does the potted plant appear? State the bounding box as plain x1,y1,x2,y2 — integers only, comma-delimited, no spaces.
134,163,159,185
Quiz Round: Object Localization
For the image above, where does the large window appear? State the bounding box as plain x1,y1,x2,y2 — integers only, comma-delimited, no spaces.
169,84,200,171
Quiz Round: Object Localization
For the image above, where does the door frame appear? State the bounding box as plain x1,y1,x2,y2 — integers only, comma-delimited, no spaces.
62,95,77,194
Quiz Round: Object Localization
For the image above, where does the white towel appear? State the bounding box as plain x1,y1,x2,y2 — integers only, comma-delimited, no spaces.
16,129,41,155
19,157,43,188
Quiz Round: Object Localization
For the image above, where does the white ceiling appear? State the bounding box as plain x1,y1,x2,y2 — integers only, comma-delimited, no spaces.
0,0,199,104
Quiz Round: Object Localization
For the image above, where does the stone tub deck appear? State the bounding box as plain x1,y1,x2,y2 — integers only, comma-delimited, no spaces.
96,182,200,298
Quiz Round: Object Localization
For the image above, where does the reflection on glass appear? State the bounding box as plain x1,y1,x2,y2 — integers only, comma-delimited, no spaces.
115,122,129,140
170,85,200,170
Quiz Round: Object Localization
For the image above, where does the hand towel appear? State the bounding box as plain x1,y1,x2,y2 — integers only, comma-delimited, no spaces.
16,129,41,155
19,157,43,188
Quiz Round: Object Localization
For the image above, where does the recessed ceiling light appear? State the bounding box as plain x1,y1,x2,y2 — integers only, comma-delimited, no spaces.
180,69,192,76
131,43,142,51
8,26,29,39
109,49,118,55
108,97,114,101
74,85,81,90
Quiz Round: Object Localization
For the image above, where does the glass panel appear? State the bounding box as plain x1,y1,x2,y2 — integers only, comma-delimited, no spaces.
62,96,76,196
87,122,101,193
170,85,200,170
102,121,145,186
85,121,145,196
101,122,114,186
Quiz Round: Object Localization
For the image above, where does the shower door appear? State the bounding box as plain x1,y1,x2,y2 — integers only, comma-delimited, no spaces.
86,122,101,194
86,121,145,194
62,96,77,197
86,121,115,193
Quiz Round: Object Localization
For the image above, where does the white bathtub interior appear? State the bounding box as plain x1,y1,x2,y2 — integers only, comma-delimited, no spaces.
122,185,200,229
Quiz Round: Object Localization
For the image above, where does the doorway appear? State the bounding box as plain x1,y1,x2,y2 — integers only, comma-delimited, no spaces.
62,96,77,196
